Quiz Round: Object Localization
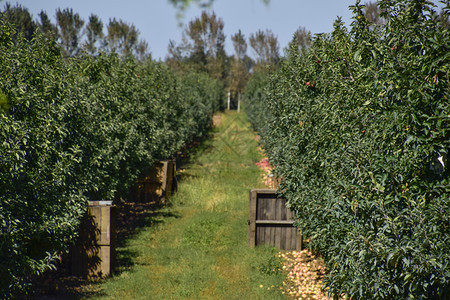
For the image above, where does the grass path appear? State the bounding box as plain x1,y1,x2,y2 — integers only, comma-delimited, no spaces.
91,111,287,299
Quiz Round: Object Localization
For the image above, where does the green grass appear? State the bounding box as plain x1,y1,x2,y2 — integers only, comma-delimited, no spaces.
89,111,286,300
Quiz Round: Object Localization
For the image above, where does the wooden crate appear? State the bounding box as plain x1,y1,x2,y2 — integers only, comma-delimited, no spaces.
248,189,302,250
71,201,116,278
212,114,222,127
135,160,176,204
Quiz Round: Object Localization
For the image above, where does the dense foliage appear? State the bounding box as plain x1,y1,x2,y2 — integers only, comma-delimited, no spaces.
245,0,449,298
244,69,271,133
0,19,223,296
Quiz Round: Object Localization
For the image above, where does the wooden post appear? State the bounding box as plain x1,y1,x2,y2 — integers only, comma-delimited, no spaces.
71,200,116,278
248,189,257,248
89,201,116,277
135,160,176,204
227,90,231,111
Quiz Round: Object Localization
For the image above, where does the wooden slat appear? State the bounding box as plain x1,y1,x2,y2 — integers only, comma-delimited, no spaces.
255,220,295,225
248,189,257,248
286,223,293,249
296,229,303,250
275,198,282,248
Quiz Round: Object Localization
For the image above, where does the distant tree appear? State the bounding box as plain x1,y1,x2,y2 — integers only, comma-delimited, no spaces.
249,29,279,70
232,29,253,71
167,39,185,69
36,10,58,39
135,39,151,61
188,10,226,79
232,29,247,61
229,30,250,100
364,1,386,24
284,26,312,56
1,2,36,40
167,10,227,80
293,26,311,49
84,13,104,55
56,8,85,57
105,18,139,57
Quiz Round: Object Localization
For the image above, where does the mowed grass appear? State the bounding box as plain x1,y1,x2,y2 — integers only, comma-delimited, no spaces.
90,111,286,300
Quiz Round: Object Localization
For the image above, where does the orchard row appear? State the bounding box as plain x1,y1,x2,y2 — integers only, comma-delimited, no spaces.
0,20,223,296
246,0,449,299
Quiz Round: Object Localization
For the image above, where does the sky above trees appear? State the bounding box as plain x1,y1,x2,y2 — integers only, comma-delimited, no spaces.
9,0,447,60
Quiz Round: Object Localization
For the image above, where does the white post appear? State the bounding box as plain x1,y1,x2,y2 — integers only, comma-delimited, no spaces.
227,90,231,111
237,93,241,113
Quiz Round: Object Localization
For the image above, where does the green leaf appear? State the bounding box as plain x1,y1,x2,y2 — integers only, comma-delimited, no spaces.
354,49,362,62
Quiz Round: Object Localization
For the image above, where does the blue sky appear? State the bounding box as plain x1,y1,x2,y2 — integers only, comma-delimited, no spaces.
9,0,445,60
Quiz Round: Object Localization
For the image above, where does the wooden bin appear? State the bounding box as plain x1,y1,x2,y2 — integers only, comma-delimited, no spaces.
248,189,302,251
135,160,176,204
71,200,116,278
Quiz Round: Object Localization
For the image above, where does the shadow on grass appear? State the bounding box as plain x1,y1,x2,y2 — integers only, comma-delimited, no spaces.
113,200,181,272
116,201,179,247
176,133,215,166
